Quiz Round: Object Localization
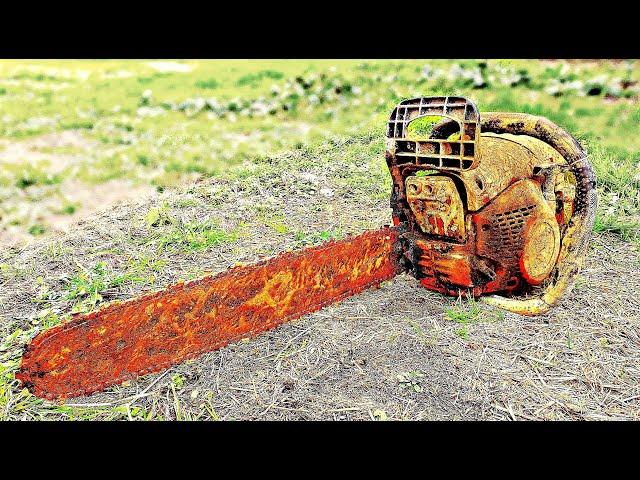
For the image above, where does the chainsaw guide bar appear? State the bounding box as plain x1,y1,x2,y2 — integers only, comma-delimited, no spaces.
17,227,401,400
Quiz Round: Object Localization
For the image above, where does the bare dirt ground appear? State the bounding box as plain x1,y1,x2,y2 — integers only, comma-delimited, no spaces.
1,142,639,420
0,131,157,245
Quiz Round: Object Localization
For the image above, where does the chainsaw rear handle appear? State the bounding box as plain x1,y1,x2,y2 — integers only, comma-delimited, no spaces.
479,112,597,315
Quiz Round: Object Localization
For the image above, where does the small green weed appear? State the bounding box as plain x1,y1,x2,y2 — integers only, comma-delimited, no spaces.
444,296,504,340
397,370,425,393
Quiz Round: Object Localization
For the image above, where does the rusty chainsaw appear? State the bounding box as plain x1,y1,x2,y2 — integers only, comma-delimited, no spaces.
17,97,597,400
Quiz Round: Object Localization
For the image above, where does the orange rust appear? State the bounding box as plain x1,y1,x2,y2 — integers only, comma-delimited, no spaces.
17,227,400,400
386,98,584,305
17,96,597,399
405,175,466,241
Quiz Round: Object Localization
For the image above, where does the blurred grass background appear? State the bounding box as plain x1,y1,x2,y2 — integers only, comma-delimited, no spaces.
0,59,638,246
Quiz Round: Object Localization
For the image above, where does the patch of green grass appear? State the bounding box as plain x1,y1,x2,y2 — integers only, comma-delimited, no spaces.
171,373,185,390
445,296,504,340
9,71,61,82
153,218,243,253
293,229,344,247
250,204,293,229
64,261,113,312
260,212,290,235
121,253,167,286
13,165,61,189
58,202,78,215
28,224,46,236
594,213,640,245
454,325,469,340
144,202,175,227
61,120,94,130
63,255,166,313
406,115,446,139
176,198,198,208
235,69,284,87
446,298,482,324
194,79,220,90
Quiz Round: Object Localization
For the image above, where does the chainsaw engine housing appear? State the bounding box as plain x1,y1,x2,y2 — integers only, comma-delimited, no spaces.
385,97,595,313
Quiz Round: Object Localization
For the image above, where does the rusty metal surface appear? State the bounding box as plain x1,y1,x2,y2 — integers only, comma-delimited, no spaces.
386,98,595,316
17,227,401,400
406,175,466,241
458,133,565,211
473,179,560,291
386,96,479,171
479,112,597,315
17,97,597,400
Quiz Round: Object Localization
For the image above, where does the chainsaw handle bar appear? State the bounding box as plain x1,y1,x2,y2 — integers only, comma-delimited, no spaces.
479,112,597,316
